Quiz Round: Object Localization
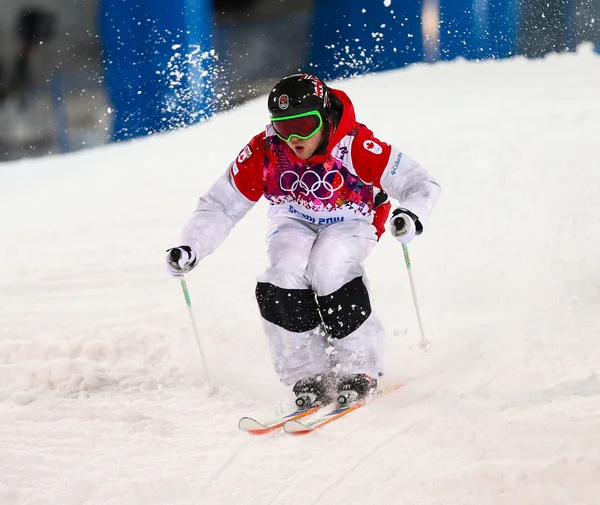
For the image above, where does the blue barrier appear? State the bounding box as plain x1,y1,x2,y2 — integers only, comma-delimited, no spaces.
439,0,520,60
50,73,70,153
308,0,423,80
100,0,213,141
488,0,520,58
439,1,476,60
564,0,578,52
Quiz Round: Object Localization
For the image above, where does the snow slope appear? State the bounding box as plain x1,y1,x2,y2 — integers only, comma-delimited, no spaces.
1,46,599,505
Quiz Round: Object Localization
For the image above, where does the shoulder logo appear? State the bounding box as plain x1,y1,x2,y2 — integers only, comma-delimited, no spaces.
237,145,252,164
363,140,383,155
278,94,289,110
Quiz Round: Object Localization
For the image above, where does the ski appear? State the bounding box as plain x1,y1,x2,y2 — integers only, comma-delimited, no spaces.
283,384,406,435
238,403,329,435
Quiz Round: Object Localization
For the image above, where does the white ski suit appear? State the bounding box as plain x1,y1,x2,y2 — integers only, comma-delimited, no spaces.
179,88,440,385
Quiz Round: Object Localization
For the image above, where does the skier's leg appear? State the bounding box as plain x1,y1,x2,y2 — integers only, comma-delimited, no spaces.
256,217,329,386
306,220,385,379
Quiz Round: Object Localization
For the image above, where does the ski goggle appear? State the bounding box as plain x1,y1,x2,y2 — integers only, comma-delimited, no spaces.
271,110,323,142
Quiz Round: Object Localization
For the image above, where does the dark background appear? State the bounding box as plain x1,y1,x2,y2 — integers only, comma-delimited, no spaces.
0,0,598,162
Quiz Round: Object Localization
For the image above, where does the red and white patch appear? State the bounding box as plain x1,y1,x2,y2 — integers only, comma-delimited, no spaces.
313,80,324,98
237,145,253,164
300,73,324,98
363,140,383,155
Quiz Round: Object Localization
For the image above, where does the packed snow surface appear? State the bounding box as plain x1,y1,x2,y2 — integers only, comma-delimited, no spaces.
1,46,599,505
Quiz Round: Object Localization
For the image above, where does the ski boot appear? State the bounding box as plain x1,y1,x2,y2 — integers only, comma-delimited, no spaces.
292,373,336,410
337,373,378,406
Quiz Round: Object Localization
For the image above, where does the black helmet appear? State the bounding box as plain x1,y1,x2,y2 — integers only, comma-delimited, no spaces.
268,74,331,121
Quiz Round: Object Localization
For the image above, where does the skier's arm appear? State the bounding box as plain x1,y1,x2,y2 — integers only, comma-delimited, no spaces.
180,170,254,261
180,139,264,262
352,125,440,234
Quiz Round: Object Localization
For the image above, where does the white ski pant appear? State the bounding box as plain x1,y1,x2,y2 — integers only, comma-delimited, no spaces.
255,216,385,386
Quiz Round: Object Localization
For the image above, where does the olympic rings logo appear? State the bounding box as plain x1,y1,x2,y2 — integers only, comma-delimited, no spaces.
279,170,344,200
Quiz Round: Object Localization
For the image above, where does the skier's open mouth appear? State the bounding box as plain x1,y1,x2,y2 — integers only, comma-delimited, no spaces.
294,146,305,154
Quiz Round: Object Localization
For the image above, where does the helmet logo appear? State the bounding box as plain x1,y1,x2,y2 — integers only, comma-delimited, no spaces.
278,94,289,110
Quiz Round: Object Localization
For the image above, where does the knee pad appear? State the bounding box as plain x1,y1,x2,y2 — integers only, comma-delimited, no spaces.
256,282,320,333
317,276,372,339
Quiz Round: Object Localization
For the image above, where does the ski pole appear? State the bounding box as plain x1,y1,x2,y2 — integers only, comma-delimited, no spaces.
402,243,431,350
179,276,217,393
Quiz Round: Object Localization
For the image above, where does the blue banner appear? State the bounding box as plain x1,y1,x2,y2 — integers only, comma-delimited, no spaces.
439,0,520,60
308,0,424,80
100,0,213,140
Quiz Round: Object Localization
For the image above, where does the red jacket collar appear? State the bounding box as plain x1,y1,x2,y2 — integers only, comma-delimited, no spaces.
325,88,356,148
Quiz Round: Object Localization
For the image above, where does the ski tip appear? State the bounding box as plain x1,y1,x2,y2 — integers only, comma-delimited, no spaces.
238,417,277,435
283,420,312,435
